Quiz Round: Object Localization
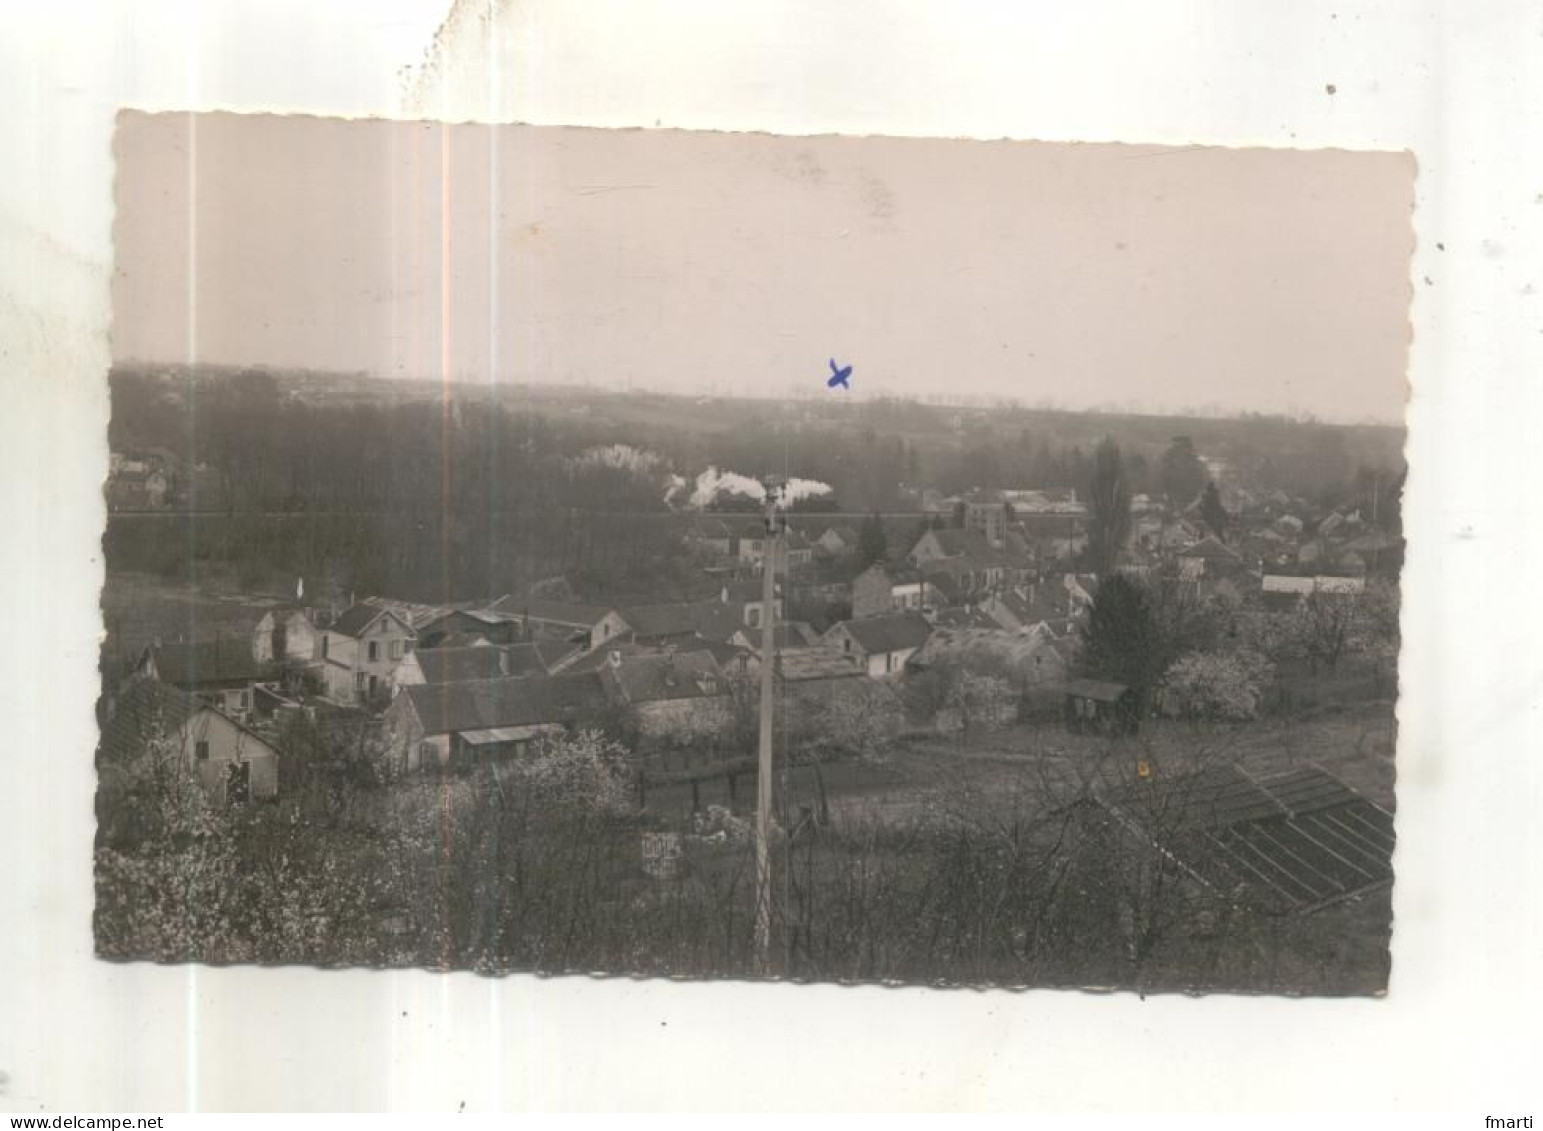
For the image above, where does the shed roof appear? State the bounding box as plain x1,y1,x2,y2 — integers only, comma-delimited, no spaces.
459,726,530,746
1062,678,1130,702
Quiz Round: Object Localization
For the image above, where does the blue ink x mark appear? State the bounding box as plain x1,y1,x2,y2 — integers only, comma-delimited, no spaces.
827,358,853,390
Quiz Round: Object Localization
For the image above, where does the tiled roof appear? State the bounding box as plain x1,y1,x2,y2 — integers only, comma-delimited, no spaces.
511,642,567,674
917,529,1002,561
720,578,778,602
330,602,414,638
414,647,506,684
402,672,613,737
931,606,1000,630
603,651,724,703
776,646,864,682
832,612,933,656
491,597,620,627
99,675,202,765
695,602,759,643
446,607,522,627
558,641,656,673
620,600,721,639
412,644,553,684
734,622,815,650
431,631,489,648
146,639,270,687
1181,536,1241,561
361,596,454,631
673,636,750,667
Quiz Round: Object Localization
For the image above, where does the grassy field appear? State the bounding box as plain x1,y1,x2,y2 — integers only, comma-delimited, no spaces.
99,571,288,668
641,702,1398,826
634,703,1398,992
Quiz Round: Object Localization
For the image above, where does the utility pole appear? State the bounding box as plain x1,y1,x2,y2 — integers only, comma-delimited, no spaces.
754,476,785,974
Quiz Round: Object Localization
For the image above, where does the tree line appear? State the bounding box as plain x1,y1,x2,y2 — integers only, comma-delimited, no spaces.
110,367,1405,520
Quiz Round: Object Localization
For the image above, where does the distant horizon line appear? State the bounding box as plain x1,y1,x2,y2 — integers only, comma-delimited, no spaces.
110,356,1408,431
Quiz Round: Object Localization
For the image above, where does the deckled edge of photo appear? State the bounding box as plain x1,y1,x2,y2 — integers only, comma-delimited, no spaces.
3,0,1530,1114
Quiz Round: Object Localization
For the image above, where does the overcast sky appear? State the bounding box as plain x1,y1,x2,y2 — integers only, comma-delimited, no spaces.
113,113,1413,422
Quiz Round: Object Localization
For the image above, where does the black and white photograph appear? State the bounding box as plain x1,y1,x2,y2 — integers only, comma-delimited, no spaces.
94,112,1414,994
10,0,1543,1116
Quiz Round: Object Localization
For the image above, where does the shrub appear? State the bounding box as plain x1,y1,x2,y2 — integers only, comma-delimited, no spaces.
511,728,635,816
812,681,904,758
1160,650,1273,721
946,672,1018,732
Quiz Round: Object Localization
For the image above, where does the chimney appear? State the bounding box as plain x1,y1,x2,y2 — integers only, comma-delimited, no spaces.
608,649,622,669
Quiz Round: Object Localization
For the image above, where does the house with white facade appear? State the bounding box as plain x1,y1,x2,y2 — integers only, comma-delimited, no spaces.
319,602,418,706
823,612,933,677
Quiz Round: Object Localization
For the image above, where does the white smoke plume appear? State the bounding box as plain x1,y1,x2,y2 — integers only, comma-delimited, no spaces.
684,466,833,509
569,443,664,474
783,477,836,505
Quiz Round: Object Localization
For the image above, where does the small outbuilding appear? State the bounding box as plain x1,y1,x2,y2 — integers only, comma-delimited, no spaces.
99,674,281,809
1062,678,1139,735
